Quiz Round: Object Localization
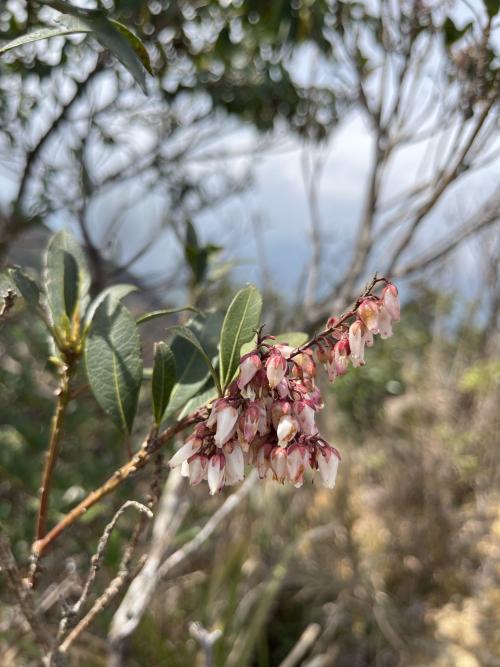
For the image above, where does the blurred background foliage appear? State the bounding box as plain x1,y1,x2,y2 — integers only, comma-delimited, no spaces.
1,0,500,665
1,282,499,666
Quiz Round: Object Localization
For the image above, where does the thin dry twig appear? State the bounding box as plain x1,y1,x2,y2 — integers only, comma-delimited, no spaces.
189,621,222,667
0,525,50,653
108,470,258,648
107,468,188,650
56,501,152,645
277,623,322,667
31,412,202,561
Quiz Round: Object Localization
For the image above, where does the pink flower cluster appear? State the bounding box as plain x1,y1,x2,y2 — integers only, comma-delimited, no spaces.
169,281,399,494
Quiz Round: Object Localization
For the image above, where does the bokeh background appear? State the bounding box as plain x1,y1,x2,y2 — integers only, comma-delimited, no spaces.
1,1,499,666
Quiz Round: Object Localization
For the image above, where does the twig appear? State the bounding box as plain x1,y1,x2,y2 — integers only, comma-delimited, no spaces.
56,553,147,657
277,623,322,667
35,364,74,543
108,470,257,647
107,468,188,649
58,501,152,641
15,59,105,211
0,289,16,318
157,470,257,580
0,525,50,652
30,412,201,561
289,274,386,359
189,622,222,667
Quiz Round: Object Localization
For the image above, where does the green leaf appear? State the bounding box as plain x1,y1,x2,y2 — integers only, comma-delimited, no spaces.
109,20,153,75
7,267,41,311
0,14,151,92
0,18,89,54
164,312,222,419
152,342,176,425
91,16,148,92
85,284,137,326
273,332,309,348
166,325,221,394
85,296,143,434
442,17,473,47
219,285,263,390
484,0,499,18
137,306,200,325
178,386,219,420
44,231,90,329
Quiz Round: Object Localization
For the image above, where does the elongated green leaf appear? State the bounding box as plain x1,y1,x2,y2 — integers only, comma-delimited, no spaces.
44,231,90,329
85,284,137,326
0,14,151,92
109,20,153,75
273,332,309,348
152,342,176,425
164,312,222,420
178,386,218,420
166,325,221,394
8,267,41,311
85,296,143,433
137,306,200,325
0,18,90,54
219,285,263,390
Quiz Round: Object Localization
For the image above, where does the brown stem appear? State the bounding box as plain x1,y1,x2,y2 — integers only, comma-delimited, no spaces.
31,414,200,562
36,364,74,542
289,274,386,359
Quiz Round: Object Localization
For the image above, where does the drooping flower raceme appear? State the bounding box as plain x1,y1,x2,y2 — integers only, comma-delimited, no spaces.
170,280,400,494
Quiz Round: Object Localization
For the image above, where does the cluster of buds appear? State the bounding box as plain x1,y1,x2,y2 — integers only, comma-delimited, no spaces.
170,280,399,494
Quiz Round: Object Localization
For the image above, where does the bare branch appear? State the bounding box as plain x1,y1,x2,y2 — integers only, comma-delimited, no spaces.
107,468,188,650
277,623,322,667
0,525,50,653
394,191,500,278
108,470,257,649
189,622,222,667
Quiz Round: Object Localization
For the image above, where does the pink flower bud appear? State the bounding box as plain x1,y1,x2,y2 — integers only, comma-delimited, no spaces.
315,343,329,365
224,442,245,486
287,444,309,487
188,454,208,486
242,401,260,444
295,400,317,435
307,385,324,410
348,320,365,368
214,402,239,447
277,414,299,445
382,283,400,322
270,446,288,483
276,378,290,398
364,329,374,347
271,399,291,429
334,339,350,376
293,351,316,377
317,446,340,488
237,353,262,390
169,439,201,468
377,305,393,339
358,299,379,334
257,399,270,435
274,343,295,359
266,351,287,389
207,453,226,495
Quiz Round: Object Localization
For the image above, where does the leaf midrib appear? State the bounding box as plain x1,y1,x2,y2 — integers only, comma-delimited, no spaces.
221,289,253,389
